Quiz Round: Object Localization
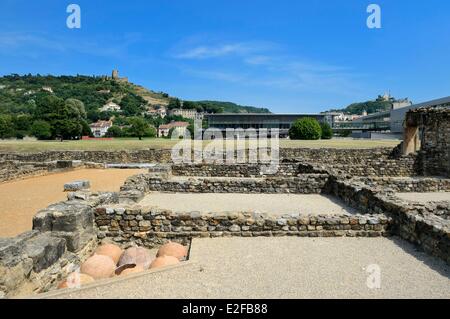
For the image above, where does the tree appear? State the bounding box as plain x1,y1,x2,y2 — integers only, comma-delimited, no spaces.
0,115,14,139
81,120,92,137
167,98,182,110
33,95,87,140
31,120,52,140
128,117,155,140
65,98,86,118
13,114,33,132
289,117,322,140
106,125,123,137
320,122,333,139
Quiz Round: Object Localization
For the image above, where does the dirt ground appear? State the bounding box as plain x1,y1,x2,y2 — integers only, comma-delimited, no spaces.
0,169,145,238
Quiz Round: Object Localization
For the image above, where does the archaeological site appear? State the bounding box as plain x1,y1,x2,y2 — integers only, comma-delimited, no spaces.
0,107,449,299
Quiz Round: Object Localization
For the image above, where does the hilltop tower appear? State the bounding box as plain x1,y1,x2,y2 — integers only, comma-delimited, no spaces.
112,69,119,80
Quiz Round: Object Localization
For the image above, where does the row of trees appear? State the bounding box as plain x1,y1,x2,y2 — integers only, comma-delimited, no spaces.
106,117,156,140
0,96,91,140
0,94,158,140
288,118,333,140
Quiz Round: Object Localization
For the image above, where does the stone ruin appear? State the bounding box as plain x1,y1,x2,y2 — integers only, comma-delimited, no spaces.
0,106,449,298
402,106,450,177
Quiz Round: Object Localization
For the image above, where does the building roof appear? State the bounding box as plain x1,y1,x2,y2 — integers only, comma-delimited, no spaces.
159,121,190,130
89,120,113,129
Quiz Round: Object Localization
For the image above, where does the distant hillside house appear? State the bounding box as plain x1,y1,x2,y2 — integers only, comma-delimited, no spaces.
100,101,121,112
157,107,167,118
169,108,203,120
42,86,53,93
158,121,189,137
89,120,113,138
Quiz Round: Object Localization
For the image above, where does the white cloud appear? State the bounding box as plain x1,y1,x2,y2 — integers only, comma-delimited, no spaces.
173,41,276,59
0,32,141,59
171,38,361,96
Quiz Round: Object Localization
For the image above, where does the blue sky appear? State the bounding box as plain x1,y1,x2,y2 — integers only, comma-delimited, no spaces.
0,0,449,113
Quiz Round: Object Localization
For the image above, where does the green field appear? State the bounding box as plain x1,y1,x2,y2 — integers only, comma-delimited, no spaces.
0,138,401,152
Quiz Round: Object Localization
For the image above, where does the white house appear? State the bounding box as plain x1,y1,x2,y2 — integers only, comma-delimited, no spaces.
100,101,121,112
158,121,189,137
89,120,113,138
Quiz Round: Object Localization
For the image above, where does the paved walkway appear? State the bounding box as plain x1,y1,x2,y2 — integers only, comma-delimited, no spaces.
139,193,357,215
42,237,450,299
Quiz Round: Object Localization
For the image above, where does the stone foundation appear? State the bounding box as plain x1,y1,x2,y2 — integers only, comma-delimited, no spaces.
0,141,449,298
95,205,392,247
0,192,117,298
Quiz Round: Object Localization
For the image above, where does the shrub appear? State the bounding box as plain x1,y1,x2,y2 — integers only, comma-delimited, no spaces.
289,117,322,140
320,122,333,139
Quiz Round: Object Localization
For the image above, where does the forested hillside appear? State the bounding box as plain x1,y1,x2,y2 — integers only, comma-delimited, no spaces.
0,74,270,139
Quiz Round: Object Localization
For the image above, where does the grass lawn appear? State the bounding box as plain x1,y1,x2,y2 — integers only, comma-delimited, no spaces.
0,138,401,152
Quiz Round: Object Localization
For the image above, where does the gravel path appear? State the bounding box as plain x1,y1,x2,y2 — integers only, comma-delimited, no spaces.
139,193,358,215
0,169,145,237
396,192,450,203
43,237,450,299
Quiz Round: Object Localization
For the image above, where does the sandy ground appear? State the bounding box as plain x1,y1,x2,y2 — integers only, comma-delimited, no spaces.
139,193,357,215
0,169,145,238
42,237,450,299
396,192,450,203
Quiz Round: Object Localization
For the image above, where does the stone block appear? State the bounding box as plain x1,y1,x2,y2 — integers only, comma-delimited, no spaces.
23,233,66,273
64,180,90,192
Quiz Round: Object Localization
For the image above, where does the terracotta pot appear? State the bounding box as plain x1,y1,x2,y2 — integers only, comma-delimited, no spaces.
120,265,145,276
58,273,95,289
118,247,153,270
150,256,180,269
80,255,116,279
157,242,188,261
95,243,123,264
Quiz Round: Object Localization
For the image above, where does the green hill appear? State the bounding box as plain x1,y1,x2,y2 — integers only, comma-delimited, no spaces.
0,74,269,117
0,73,270,139
329,99,392,115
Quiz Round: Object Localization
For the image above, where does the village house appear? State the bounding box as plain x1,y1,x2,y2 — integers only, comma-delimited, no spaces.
100,101,121,112
89,120,113,138
169,108,203,120
41,86,53,93
158,121,189,137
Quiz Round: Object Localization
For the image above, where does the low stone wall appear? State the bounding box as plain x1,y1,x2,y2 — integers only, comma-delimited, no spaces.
0,146,419,178
0,161,50,183
0,160,86,183
356,176,450,193
0,192,117,298
95,205,392,247
0,150,173,164
121,174,330,194
171,163,325,177
324,177,450,264
280,147,418,177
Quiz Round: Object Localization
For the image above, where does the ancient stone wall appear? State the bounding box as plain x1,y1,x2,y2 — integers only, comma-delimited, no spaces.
324,177,450,264
356,176,450,193
121,174,329,194
0,192,117,298
95,205,392,247
0,160,87,183
0,146,418,177
406,107,450,177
